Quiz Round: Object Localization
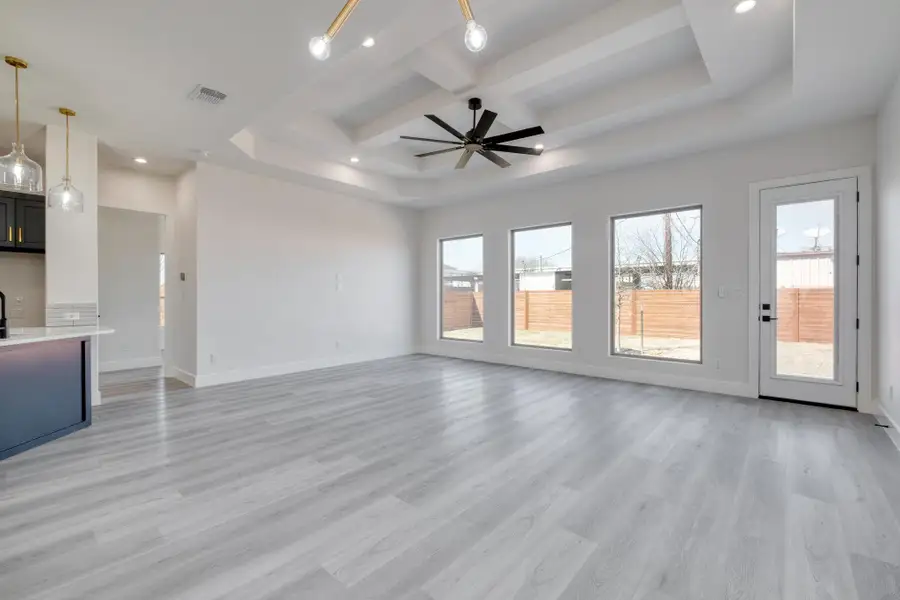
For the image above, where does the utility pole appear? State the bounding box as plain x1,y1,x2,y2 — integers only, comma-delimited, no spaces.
664,212,674,289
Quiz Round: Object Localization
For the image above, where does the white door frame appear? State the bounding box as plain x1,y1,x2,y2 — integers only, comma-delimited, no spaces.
748,166,874,413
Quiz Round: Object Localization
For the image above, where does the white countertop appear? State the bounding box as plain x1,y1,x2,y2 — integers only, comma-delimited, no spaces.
0,326,115,348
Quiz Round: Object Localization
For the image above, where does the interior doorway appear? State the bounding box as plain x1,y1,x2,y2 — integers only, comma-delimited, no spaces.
98,207,166,373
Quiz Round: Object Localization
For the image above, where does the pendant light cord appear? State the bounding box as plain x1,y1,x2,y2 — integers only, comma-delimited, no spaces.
14,66,19,145
65,113,70,180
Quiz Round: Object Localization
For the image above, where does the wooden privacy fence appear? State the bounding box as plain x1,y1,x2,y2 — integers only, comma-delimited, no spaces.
443,288,834,343
776,288,834,344
617,290,700,339
442,290,484,330
515,291,572,332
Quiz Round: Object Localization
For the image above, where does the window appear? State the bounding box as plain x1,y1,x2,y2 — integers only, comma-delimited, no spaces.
511,224,573,350
440,235,484,342
612,207,701,362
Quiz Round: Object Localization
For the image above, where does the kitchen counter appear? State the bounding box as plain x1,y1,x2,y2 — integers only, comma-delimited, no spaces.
1,326,115,460
0,326,115,347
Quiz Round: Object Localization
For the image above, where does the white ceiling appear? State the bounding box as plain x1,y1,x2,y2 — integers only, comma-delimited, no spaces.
0,0,898,205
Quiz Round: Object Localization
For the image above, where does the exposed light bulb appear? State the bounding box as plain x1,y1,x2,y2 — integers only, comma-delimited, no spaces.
134,157,148,164
362,37,375,48
13,163,23,178
734,0,757,14
534,143,544,151
464,20,488,53
350,157,360,163
309,35,332,60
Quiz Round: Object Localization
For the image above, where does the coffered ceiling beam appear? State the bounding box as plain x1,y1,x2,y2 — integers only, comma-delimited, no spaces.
354,0,688,147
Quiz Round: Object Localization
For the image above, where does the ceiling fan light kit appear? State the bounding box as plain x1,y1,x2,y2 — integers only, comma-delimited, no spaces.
401,97,545,170
310,0,488,60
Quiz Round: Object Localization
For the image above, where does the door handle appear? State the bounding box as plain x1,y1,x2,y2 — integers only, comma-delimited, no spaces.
6,226,10,242
17,228,22,243
761,315,778,322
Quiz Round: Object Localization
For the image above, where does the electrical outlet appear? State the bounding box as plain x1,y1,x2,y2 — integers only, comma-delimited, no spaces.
715,358,721,370
335,273,343,292
335,340,341,350
64,312,80,321
209,354,216,365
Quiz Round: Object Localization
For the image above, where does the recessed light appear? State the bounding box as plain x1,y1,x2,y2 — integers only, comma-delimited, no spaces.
734,0,756,14
534,143,545,151
350,157,360,163
362,37,375,48
134,157,148,164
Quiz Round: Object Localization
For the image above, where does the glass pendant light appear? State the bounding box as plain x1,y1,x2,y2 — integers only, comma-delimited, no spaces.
47,108,84,213
0,57,43,193
458,0,488,53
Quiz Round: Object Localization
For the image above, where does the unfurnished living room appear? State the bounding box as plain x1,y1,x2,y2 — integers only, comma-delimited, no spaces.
1,0,900,598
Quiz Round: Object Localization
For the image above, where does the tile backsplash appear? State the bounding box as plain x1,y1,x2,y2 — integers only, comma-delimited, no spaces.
46,303,99,327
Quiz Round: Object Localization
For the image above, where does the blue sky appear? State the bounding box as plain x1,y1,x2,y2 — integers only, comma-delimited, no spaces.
441,200,834,274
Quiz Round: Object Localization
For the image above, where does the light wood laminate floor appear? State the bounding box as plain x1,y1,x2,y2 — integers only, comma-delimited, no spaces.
3,355,900,599
99,367,191,403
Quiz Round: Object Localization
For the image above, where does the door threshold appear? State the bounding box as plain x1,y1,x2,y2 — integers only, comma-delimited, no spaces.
759,395,858,412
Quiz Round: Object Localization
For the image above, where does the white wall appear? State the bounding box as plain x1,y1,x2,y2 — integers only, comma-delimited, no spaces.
45,124,98,306
98,168,176,215
192,163,418,387
172,168,198,382
0,254,45,327
878,74,900,428
98,207,163,371
419,117,876,398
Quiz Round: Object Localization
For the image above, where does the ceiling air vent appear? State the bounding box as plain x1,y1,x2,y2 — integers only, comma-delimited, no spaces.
187,85,227,106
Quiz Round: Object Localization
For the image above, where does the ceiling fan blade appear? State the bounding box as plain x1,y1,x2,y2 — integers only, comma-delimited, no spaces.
456,148,475,169
478,149,512,168
472,110,498,140
425,114,466,141
487,144,544,156
400,136,461,145
483,126,545,145
415,147,463,158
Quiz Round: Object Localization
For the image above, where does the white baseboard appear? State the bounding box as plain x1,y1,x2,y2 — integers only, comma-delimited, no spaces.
92,390,102,407
173,368,197,388
418,345,756,399
193,349,413,389
100,356,163,373
878,400,900,454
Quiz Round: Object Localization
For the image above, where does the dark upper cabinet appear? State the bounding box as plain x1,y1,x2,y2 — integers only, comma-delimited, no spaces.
0,191,45,253
16,199,45,251
0,198,13,249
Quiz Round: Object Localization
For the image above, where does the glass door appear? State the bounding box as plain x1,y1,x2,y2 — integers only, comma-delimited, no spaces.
758,178,858,408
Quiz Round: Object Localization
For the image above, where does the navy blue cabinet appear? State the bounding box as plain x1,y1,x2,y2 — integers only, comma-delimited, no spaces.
0,197,13,249
0,190,45,253
0,338,92,460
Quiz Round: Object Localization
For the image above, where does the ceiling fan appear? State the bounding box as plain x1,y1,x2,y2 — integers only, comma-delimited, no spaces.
401,98,545,169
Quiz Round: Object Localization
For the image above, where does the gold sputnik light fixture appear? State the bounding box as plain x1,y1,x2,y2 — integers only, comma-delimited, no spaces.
47,108,84,213
0,57,43,193
309,0,487,60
